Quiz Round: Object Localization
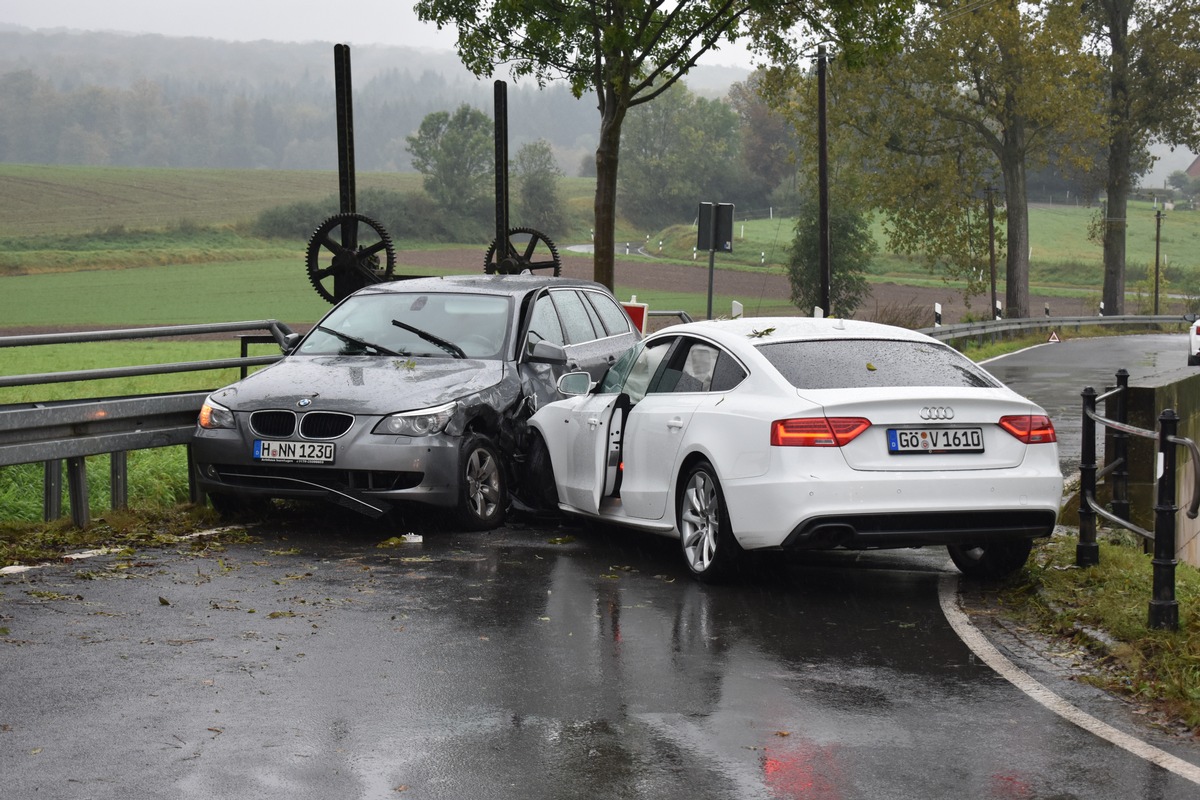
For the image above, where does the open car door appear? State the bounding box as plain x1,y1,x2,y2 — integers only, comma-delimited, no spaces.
556,392,622,514
553,337,675,515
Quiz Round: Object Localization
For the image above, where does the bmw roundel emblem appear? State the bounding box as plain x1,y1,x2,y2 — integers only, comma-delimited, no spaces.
297,398,312,408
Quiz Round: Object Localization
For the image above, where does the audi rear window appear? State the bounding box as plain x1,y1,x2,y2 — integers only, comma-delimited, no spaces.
756,339,1001,390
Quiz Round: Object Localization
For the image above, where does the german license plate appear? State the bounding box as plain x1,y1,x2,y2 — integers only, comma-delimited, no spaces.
253,440,335,464
887,427,983,454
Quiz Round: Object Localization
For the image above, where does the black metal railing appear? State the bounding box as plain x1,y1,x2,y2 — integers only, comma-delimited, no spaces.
1079,369,1200,630
0,320,293,527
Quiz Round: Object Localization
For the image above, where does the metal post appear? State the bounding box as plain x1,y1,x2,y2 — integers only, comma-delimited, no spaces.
817,45,830,316
43,459,62,521
1077,386,1099,566
1154,210,1164,316
987,186,997,319
707,234,716,320
66,455,90,529
187,443,204,505
1149,408,1179,630
494,80,509,265
1111,369,1130,524
334,44,356,216
333,44,357,302
109,451,128,510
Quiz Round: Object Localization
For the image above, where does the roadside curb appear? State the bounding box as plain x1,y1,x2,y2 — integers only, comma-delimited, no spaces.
943,572,1200,785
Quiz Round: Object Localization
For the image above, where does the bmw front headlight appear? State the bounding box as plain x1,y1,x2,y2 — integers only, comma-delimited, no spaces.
373,402,457,436
198,397,235,430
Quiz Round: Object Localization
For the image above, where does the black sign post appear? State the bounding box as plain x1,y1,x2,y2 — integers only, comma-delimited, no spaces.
697,202,734,319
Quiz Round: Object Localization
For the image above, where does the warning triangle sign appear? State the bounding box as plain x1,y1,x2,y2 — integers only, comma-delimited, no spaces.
1048,331,1060,343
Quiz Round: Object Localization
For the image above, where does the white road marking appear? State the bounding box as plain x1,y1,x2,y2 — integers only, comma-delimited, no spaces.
939,572,1200,785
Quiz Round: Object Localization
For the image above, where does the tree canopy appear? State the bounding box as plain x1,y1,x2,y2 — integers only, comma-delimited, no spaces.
405,104,494,219
415,0,912,292
768,0,1101,318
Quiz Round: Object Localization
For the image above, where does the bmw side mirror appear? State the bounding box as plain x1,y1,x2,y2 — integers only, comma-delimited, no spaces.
1185,313,1199,323
527,339,568,366
557,371,592,396
281,332,303,354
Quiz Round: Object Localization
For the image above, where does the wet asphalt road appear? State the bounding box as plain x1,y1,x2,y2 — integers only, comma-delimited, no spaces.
983,332,1196,476
3,333,1200,799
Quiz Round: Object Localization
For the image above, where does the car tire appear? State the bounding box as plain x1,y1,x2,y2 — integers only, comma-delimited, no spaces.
946,538,1034,579
457,433,507,530
1189,353,1200,367
677,461,741,583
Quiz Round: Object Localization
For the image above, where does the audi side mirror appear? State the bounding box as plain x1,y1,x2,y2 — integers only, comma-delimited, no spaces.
557,371,592,396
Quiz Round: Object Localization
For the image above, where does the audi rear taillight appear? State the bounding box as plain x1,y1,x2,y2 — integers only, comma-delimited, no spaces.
771,417,871,447
999,414,1057,444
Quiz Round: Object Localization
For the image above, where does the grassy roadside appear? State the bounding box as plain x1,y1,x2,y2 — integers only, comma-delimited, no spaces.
995,530,1200,735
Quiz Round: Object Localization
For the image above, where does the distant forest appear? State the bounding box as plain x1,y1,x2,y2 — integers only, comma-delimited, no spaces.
0,28,744,175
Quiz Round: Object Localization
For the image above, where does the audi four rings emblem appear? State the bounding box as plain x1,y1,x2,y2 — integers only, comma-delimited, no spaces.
919,406,955,420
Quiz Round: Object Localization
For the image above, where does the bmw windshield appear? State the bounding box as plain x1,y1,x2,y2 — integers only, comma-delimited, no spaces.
298,293,513,360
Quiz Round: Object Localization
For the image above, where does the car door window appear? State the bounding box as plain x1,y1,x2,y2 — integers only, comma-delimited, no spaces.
708,351,747,391
584,291,635,337
550,290,601,344
650,339,717,394
618,338,673,403
528,294,566,349
578,290,607,338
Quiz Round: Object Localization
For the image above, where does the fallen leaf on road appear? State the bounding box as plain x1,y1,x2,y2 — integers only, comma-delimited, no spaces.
158,596,170,606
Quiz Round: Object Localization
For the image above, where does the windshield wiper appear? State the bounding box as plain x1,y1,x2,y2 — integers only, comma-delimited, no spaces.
391,319,466,359
315,325,405,357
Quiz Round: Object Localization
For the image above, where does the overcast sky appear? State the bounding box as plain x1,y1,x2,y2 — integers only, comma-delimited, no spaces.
0,0,760,69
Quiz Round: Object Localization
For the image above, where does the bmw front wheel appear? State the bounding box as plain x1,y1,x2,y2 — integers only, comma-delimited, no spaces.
457,434,507,530
677,461,740,582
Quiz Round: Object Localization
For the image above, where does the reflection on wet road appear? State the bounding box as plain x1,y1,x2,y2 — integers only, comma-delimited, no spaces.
3,502,1198,798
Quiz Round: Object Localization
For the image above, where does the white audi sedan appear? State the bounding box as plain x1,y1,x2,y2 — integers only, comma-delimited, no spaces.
528,317,1063,582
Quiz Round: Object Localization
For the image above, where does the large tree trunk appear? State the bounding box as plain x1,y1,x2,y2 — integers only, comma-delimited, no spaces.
1001,118,1030,319
1102,155,1130,316
592,96,626,291
1101,1,1132,316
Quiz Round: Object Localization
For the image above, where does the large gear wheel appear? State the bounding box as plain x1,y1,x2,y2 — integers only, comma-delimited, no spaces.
306,212,396,303
484,227,562,276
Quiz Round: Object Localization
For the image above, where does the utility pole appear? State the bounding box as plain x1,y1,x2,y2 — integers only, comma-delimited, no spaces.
817,45,830,316
987,186,997,319
1154,208,1164,315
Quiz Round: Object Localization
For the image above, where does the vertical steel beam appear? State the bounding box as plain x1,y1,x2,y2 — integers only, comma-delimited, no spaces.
816,46,830,316
43,459,62,521
66,455,90,528
110,451,128,510
334,44,357,303
334,43,356,217
494,80,509,263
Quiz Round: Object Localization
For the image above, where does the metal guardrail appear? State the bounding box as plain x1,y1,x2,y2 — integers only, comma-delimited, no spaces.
0,320,295,387
0,320,293,527
919,313,1188,343
1078,369,1199,631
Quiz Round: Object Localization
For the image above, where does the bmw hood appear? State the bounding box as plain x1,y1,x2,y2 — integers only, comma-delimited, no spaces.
207,356,507,415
